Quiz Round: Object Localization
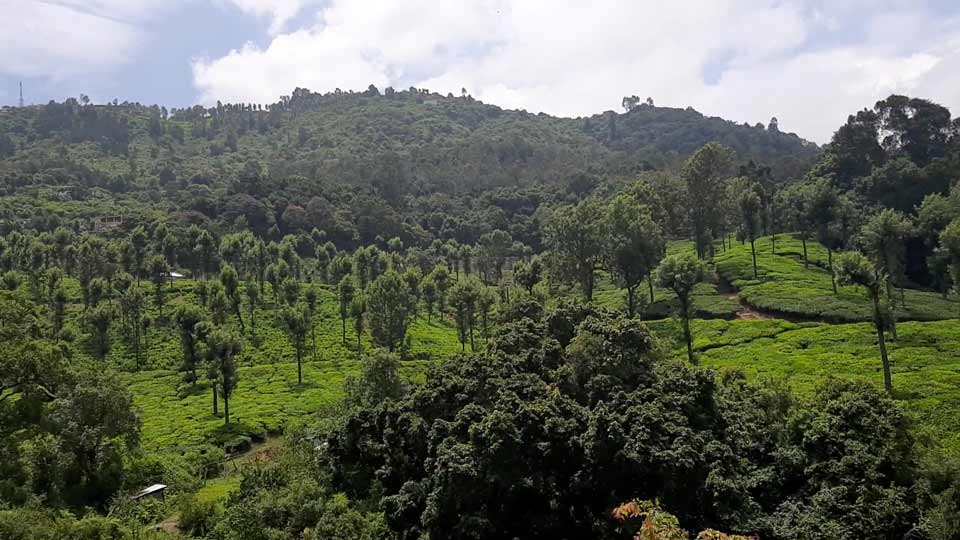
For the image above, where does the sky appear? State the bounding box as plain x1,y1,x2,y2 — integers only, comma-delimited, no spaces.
2,0,960,144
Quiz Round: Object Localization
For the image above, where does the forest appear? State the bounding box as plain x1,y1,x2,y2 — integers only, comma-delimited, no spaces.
2,87,960,540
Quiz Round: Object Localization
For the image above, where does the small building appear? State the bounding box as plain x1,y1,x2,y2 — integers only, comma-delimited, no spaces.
166,271,186,281
93,215,123,233
131,483,167,502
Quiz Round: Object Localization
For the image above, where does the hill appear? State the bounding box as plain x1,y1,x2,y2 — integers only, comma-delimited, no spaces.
0,88,818,247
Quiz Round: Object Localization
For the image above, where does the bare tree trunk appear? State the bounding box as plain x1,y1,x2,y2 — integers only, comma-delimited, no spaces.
681,297,695,365
873,293,893,395
750,239,758,278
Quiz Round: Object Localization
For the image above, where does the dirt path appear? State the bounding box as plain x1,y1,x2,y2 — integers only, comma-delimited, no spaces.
724,292,773,320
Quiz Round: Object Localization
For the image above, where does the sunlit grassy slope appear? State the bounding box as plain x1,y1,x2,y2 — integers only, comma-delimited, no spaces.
715,234,958,322
648,317,960,455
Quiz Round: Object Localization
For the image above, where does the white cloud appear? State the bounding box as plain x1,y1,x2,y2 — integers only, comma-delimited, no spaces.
190,0,960,144
0,1,142,79
218,0,310,34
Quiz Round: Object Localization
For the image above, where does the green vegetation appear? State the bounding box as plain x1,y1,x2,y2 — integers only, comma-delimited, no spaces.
716,234,959,321
656,318,960,456
6,87,960,540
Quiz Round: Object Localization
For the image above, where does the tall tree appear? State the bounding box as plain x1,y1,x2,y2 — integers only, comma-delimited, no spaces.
683,143,733,259
220,264,245,331
86,304,114,360
431,265,451,315
737,188,763,279
604,195,665,317
544,199,605,301
245,281,259,339
478,229,513,284
860,209,912,338
833,252,893,394
281,304,311,385
147,255,169,321
366,271,417,353
174,303,205,386
449,278,480,352
206,328,242,424
656,253,706,364
338,276,356,344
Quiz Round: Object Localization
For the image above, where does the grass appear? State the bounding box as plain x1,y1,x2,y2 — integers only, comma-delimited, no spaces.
128,357,432,449
592,240,742,320
649,317,960,456
715,234,959,322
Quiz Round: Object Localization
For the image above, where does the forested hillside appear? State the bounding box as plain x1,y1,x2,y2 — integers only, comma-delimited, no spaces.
0,87,816,248
9,87,960,540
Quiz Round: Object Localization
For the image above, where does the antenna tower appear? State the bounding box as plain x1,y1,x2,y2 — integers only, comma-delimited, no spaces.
19,82,23,107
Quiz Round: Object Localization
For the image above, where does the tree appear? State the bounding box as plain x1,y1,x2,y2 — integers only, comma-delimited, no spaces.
512,256,543,295
128,226,148,284
208,282,229,325
119,284,146,369
834,252,893,394
478,229,512,284
305,287,320,360
343,350,405,409
544,199,605,301
351,298,366,356
449,278,480,351
737,189,763,278
175,303,205,386
939,219,960,312
783,182,816,268
245,282,259,338
338,276,355,344
860,209,912,338
206,328,242,424
431,265,451,314
281,304,311,385
683,143,733,259
86,304,114,360
604,195,665,317
656,253,705,364
421,276,437,322
146,255,169,321
366,271,417,353
220,264,245,331
476,286,497,343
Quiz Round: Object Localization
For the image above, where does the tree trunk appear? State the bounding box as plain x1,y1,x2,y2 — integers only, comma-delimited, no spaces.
224,395,230,424
583,269,595,302
681,297,695,365
771,233,776,255
234,306,245,332
750,239,758,278
296,349,302,385
648,274,655,304
801,238,808,269
872,293,893,395
626,286,636,318
341,318,347,344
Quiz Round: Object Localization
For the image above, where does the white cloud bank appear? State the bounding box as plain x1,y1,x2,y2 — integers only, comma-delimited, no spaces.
0,1,142,79
192,0,960,143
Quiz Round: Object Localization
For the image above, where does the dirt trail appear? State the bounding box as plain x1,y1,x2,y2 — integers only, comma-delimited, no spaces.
724,292,773,321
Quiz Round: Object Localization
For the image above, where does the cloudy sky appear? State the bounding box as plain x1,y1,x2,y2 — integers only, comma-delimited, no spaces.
2,0,960,143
